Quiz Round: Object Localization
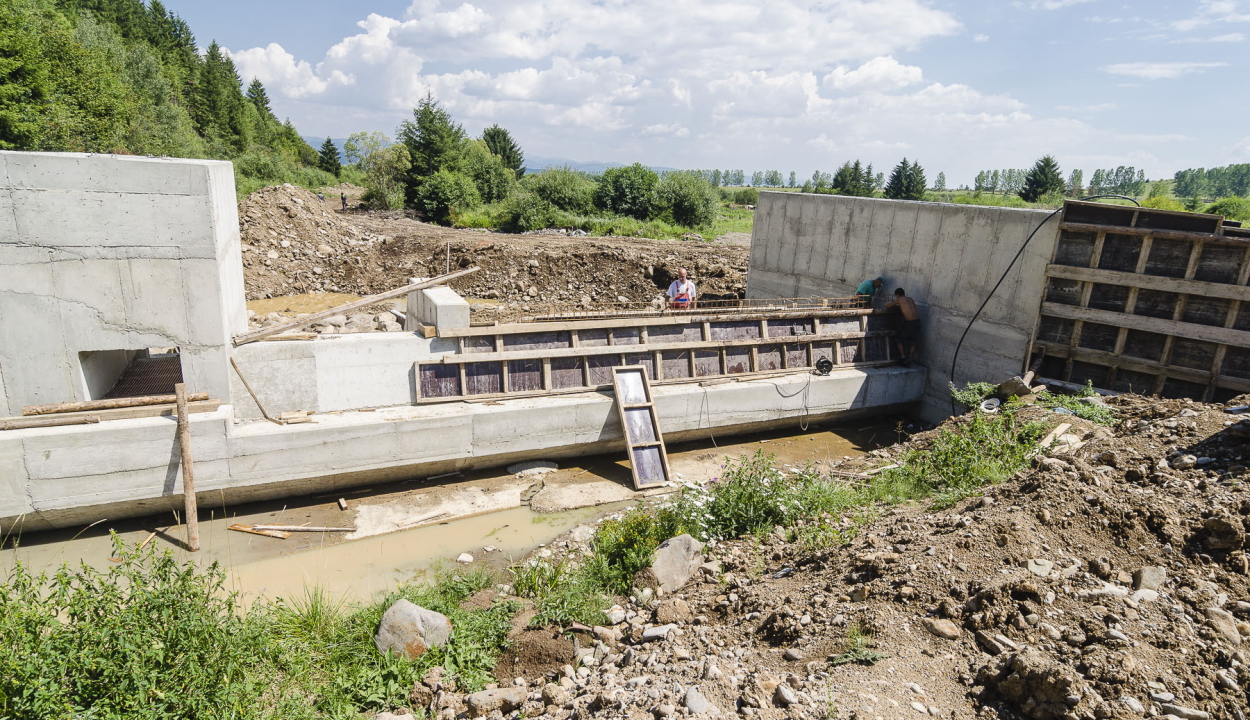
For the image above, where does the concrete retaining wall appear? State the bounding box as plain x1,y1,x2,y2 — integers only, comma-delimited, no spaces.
747,192,1060,420
0,152,246,415
1,365,925,531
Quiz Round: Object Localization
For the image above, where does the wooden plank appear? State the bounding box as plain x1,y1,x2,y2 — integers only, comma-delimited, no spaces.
1033,339,1250,392
233,267,480,345
1059,221,1241,244
252,525,355,533
439,307,879,338
228,524,292,539
23,392,209,416
1,399,219,425
2,414,101,431
432,331,894,365
175,384,200,552
1040,302,1250,348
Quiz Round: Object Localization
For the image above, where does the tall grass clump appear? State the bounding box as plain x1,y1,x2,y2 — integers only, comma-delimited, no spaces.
509,557,608,626
583,507,684,594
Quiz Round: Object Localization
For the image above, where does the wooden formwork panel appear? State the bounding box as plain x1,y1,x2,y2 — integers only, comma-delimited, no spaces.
1030,200,1250,402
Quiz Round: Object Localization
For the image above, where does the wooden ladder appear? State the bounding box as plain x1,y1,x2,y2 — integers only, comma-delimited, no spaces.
610,365,673,490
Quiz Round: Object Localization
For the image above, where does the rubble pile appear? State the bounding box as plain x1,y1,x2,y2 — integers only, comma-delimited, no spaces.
238,185,749,307
388,394,1250,720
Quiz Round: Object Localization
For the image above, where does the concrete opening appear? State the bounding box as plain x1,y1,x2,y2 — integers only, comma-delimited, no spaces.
78,348,183,400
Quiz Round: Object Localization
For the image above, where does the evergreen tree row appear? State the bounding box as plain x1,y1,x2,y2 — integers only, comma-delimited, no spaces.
1,0,325,193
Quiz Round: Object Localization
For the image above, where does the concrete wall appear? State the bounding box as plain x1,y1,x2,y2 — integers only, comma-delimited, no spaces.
1,364,926,530
747,192,1060,420
0,152,246,415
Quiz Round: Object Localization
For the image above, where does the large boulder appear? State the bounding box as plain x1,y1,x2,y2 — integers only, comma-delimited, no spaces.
374,599,452,659
650,534,704,593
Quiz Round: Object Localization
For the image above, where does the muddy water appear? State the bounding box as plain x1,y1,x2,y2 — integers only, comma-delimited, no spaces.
0,420,893,604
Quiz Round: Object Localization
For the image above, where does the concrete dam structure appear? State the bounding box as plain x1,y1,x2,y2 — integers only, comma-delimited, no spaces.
0,152,924,532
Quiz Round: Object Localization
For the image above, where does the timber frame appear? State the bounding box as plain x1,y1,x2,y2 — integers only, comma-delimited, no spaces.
1028,200,1250,402
415,306,901,402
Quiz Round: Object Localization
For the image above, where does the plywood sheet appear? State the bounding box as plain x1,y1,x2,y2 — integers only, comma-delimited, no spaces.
649,324,702,343
551,358,584,389
419,364,460,398
694,350,720,377
508,359,543,391
504,331,571,351
725,348,751,374
710,321,759,341
465,362,502,395
661,350,691,379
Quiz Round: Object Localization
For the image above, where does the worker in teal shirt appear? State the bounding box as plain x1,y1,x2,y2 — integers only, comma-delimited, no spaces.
856,277,883,308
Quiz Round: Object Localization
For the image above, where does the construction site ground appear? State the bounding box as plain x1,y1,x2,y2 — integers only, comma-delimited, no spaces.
239,185,751,319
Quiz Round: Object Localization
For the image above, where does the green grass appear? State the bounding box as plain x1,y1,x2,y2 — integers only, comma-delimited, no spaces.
509,557,608,627
828,622,886,667
0,541,519,720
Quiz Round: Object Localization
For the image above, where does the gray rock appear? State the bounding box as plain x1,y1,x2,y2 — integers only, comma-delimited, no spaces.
999,376,1032,398
909,701,928,714
1132,566,1166,591
1171,454,1197,470
606,606,627,624
656,703,676,717
374,599,452,659
699,560,723,577
1205,607,1241,645
783,648,804,661
650,535,704,593
542,684,569,706
684,686,711,714
1120,696,1145,714
465,687,527,717
774,684,798,707
641,623,679,641
1129,589,1159,603
1160,705,1210,720
1024,558,1054,577
1150,691,1175,703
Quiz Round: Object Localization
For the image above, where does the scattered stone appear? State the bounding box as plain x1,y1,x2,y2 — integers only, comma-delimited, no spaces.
374,600,452,659
507,461,559,476
922,617,961,640
909,701,928,714
684,686,711,714
783,648,804,661
641,624,679,642
1205,607,1242,645
774,683,798,707
650,535,704,593
656,702,676,717
1024,558,1054,577
465,687,527,717
1133,566,1166,591
1159,705,1210,720
999,376,1032,398
1120,696,1145,714
654,597,693,624
456,553,474,564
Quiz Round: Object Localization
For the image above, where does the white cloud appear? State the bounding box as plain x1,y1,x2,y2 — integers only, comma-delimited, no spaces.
1101,61,1227,79
1232,137,1250,161
823,56,924,90
973,33,990,42
639,123,690,138
1174,0,1250,31
227,43,349,98
1028,0,1095,9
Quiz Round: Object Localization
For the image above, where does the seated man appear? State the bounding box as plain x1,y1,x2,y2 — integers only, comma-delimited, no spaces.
855,277,883,308
884,288,921,366
667,267,697,310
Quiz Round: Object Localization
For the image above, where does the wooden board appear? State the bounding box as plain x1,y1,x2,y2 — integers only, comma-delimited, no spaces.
2,399,220,426
611,366,672,490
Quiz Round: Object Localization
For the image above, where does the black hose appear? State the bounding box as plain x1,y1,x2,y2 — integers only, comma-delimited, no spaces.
947,194,1141,415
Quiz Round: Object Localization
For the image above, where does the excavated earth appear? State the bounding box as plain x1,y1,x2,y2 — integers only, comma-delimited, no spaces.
238,185,749,315
407,395,1250,720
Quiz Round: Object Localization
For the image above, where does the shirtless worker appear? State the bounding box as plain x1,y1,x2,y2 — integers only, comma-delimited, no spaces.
884,288,920,366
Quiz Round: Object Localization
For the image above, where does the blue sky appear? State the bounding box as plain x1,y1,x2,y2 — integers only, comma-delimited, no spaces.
172,0,1250,186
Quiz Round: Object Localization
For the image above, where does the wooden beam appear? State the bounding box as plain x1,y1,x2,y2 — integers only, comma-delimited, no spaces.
431,330,893,364
233,267,480,346
175,384,200,552
1059,221,1238,244
1042,266,1250,303
1040,302,1250,348
1033,340,1250,393
439,306,880,338
23,392,209,416
3,399,219,426
2,415,101,431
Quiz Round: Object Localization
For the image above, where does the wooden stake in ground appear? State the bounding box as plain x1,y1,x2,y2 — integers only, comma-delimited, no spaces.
175,383,200,551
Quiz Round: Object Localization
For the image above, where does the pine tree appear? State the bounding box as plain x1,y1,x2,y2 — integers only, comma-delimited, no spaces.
883,158,911,199
398,93,468,203
904,160,926,199
831,160,875,197
318,138,341,176
481,123,524,178
246,78,273,120
1020,155,1064,202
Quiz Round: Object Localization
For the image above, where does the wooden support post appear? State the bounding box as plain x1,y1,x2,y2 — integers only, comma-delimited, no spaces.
175,383,200,552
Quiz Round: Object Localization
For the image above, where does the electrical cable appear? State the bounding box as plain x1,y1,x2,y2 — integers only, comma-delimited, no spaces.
947,194,1141,416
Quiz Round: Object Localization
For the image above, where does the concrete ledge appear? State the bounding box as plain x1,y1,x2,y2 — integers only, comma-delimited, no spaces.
0,365,925,531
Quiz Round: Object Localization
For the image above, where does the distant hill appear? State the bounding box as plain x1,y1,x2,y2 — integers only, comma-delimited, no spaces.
526,155,679,175
303,137,351,154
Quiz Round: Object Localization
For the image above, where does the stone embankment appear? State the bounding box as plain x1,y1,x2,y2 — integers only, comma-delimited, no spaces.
375,393,1250,720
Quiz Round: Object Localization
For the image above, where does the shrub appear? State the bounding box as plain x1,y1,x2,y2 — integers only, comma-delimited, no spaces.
416,170,481,224
584,507,683,593
460,139,513,204
732,187,759,205
502,191,561,231
1205,195,1250,223
1141,195,1186,212
655,171,719,227
509,558,607,626
594,162,658,219
522,167,596,213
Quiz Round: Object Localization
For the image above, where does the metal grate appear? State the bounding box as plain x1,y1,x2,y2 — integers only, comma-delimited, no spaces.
104,354,184,399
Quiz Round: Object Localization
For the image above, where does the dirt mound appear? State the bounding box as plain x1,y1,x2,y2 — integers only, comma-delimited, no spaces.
456,395,1250,720
238,185,750,310
493,627,577,681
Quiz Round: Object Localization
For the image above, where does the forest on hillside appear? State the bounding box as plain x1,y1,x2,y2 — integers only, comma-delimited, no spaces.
0,0,333,194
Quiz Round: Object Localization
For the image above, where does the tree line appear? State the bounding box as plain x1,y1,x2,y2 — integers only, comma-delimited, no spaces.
343,96,724,232
1,0,330,193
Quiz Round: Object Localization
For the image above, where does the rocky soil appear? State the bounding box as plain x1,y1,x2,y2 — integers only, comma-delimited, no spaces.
238,185,749,317
386,394,1250,720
